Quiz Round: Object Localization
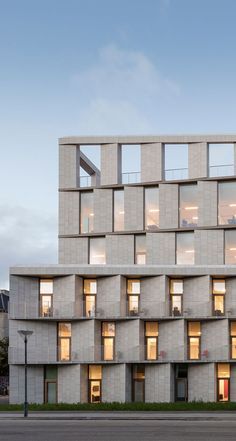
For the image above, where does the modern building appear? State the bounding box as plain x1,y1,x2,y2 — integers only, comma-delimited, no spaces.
9,135,236,404
0,289,9,339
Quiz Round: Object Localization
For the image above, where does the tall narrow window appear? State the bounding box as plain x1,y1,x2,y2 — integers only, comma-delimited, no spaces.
165,144,188,180
135,235,146,264
122,144,141,184
170,279,183,316
145,322,158,360
127,279,140,316
102,322,115,361
230,322,236,359
114,190,124,231
219,182,236,225
89,365,102,403
145,187,159,230
175,365,188,402
80,192,94,233
179,185,198,227
132,365,145,402
225,230,236,264
212,279,225,316
176,232,195,265
58,323,71,361
188,322,201,360
83,279,97,317
217,364,230,402
44,366,57,403
89,237,106,264
40,279,53,317
209,144,234,177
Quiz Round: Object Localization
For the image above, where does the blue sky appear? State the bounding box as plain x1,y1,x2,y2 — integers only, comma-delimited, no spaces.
0,0,236,287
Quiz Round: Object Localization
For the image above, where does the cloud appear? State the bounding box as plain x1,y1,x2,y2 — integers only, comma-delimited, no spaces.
72,44,180,134
0,205,57,289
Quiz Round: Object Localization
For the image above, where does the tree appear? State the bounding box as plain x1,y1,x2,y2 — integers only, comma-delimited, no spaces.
0,338,9,376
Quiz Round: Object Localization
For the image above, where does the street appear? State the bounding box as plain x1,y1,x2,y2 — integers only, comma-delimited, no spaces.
0,419,236,441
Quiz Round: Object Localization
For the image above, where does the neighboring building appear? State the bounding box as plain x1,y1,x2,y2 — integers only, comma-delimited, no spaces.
8,135,236,404
0,290,9,339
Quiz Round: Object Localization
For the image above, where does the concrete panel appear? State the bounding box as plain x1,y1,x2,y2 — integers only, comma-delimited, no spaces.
58,365,81,403
9,365,44,404
116,320,140,362
146,233,175,265
230,365,236,401
188,363,216,402
94,188,113,233
59,144,80,188
141,143,163,182
198,181,218,227
201,320,229,361
140,276,167,317
102,364,126,402
226,278,236,315
97,275,121,318
145,364,171,402
53,275,82,318
59,191,80,235
124,186,144,231
188,142,208,179
101,143,121,185
58,237,88,264
106,235,134,265
72,321,96,362
9,275,39,319
184,276,211,317
159,184,179,229
159,320,185,361
80,364,88,403
195,230,224,265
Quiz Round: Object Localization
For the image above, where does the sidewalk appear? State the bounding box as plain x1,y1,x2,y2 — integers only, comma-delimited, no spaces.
0,411,236,420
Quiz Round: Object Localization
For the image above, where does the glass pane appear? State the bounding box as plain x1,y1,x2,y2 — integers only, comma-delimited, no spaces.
225,230,236,264
147,338,157,360
231,322,236,336
89,238,106,264
129,296,139,315
90,380,101,403
89,365,102,380
145,187,159,230
84,279,97,294
41,295,52,317
218,379,229,402
85,295,96,317
59,338,70,361
176,379,186,400
172,295,182,316
114,190,124,231
231,337,236,359
209,144,234,177
218,363,230,378
135,235,146,264
45,366,57,380
176,232,194,265
145,322,158,336
188,322,201,336
189,337,200,359
133,381,144,402
127,280,140,294
133,365,145,379
170,279,183,294
213,279,226,294
219,182,236,225
80,192,94,233
47,382,57,403
58,323,71,337
103,338,114,360
40,279,53,294
213,295,224,315
165,144,188,180
102,322,115,336
179,185,198,227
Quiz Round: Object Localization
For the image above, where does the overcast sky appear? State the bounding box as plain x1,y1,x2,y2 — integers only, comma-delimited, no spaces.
1,0,236,288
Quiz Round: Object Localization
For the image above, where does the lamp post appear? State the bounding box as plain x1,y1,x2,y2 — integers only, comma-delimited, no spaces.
17,330,33,417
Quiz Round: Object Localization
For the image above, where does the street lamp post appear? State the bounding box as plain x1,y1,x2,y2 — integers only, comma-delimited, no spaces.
17,330,33,417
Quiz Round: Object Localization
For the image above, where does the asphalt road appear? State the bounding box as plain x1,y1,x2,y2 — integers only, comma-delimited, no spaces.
1,419,236,441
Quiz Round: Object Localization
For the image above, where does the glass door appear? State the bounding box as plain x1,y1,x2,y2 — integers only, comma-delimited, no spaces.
89,380,101,403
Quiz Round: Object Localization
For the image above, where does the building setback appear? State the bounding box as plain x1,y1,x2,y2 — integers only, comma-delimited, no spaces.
9,135,236,403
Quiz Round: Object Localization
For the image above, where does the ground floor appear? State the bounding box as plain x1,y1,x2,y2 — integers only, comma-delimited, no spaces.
9,362,236,404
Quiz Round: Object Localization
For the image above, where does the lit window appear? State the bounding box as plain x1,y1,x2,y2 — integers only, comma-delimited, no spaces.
89,365,102,403
176,232,194,265
145,322,158,360
89,238,106,264
145,187,159,230
102,322,115,361
230,322,236,359
40,279,53,317
225,230,236,264
212,279,225,316
80,192,94,233
58,323,71,361
188,322,201,360
209,144,234,177
114,190,124,231
83,279,97,317
135,235,146,264
127,279,140,316
218,182,236,225
179,185,198,227
217,363,230,402
170,279,183,316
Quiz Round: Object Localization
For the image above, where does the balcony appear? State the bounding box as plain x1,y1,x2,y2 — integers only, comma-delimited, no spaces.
209,164,234,178
122,171,141,184
165,168,188,181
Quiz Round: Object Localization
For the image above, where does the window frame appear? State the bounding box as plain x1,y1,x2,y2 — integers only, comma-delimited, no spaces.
57,322,72,362
101,322,116,361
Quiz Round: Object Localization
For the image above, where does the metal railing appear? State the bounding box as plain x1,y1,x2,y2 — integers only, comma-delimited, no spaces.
80,175,92,187
209,164,234,177
122,172,141,184
165,168,188,181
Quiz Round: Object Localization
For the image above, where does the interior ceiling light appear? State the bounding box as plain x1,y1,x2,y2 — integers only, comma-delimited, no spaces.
149,209,159,213
229,204,236,207
185,206,198,210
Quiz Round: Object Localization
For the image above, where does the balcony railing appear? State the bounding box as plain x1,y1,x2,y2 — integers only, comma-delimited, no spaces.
80,175,92,187
165,168,188,181
209,164,234,177
122,171,141,184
